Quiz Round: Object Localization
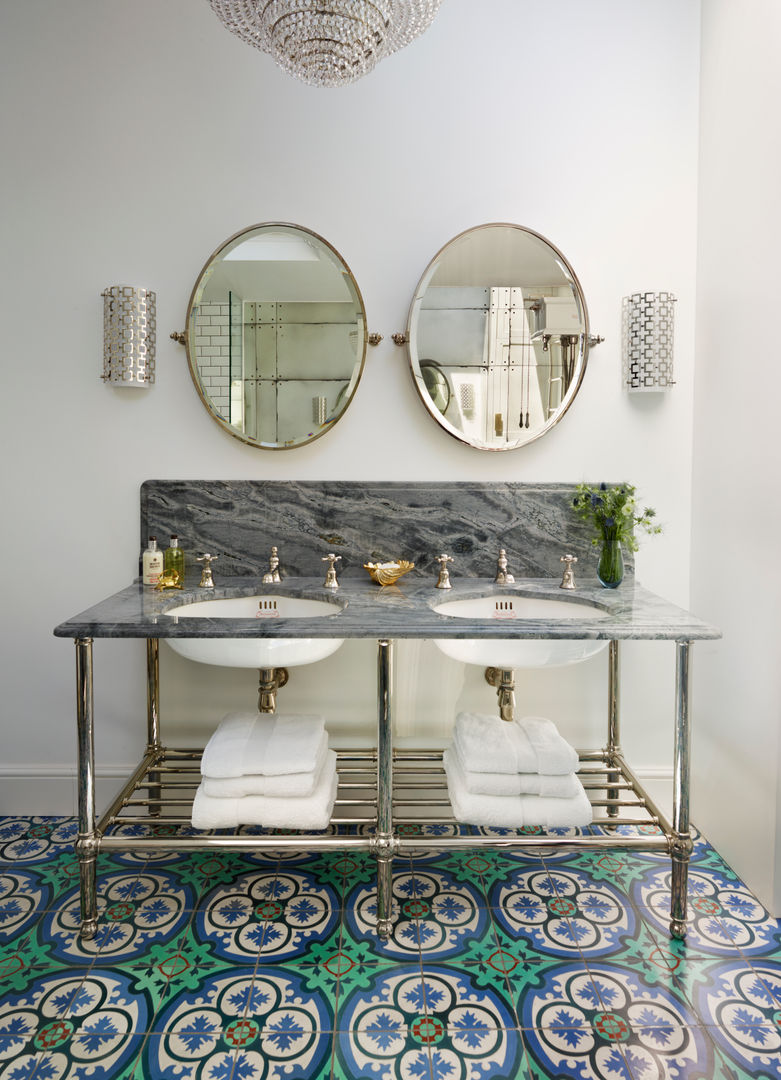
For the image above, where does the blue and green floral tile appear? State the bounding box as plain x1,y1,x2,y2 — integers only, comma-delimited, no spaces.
408,849,508,892
263,848,376,903
0,867,54,946
33,850,150,913
518,960,714,1080
193,868,334,963
342,882,426,962
489,866,609,963
334,966,436,1077
0,818,79,867
27,1030,146,1080
0,968,151,1075
104,921,234,1019
512,866,648,961
0,818,32,848
143,1032,336,1080
701,1021,781,1079
666,956,781,1074
633,864,781,957
257,909,344,967
193,869,343,965
144,965,336,1077
334,1030,432,1080
35,869,197,968
431,1027,530,1079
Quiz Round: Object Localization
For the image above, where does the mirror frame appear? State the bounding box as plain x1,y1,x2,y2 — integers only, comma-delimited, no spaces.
184,222,368,451
405,222,591,451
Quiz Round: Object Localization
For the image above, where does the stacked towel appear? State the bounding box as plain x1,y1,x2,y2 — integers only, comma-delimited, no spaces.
192,712,337,831
444,713,592,829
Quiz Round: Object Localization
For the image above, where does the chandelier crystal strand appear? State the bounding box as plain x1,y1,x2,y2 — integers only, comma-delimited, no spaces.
209,0,443,87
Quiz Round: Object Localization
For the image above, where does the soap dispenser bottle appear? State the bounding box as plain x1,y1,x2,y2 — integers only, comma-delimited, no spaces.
164,534,185,586
142,536,164,586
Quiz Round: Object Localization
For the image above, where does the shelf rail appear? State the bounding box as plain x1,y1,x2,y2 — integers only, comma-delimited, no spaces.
95,746,671,854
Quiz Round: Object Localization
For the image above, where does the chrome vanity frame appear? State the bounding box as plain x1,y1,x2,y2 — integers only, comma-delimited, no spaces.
71,630,693,943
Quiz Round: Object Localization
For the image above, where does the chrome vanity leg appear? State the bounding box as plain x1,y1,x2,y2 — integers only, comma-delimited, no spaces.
606,640,621,817
146,640,162,816
75,638,99,940
375,639,397,941
670,639,693,939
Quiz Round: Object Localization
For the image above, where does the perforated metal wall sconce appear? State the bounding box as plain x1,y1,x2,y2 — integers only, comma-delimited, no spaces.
622,291,676,391
101,285,156,387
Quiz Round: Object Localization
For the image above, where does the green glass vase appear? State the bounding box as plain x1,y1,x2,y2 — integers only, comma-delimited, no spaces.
597,538,624,589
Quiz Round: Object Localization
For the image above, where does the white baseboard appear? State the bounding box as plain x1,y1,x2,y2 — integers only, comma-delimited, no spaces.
0,763,675,820
0,764,136,817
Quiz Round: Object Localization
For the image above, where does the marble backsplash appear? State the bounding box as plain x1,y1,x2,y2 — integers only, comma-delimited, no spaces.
140,481,635,582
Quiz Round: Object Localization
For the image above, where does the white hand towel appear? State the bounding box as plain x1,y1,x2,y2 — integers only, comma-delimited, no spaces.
452,712,578,776
200,712,325,779
443,749,592,829
201,731,328,798
451,740,580,798
192,750,338,831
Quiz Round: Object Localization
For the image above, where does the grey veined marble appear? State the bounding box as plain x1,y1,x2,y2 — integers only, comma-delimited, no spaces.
140,480,633,581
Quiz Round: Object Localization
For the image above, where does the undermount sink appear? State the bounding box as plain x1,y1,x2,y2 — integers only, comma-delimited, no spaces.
432,593,609,668
163,594,345,669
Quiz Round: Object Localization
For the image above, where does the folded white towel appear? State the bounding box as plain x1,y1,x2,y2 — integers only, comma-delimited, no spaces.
451,740,580,798
443,749,592,829
201,731,328,798
192,750,338,830
200,712,325,779
452,712,578,776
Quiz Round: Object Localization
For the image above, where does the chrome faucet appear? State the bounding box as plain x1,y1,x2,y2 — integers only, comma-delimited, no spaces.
560,554,577,590
434,553,454,589
196,553,217,588
495,548,515,584
261,546,282,584
322,553,341,589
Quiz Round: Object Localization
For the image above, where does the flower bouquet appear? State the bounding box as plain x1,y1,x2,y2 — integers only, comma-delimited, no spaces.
572,482,661,587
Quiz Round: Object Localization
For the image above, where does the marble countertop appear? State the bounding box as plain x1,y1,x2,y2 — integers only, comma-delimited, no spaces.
53,576,721,642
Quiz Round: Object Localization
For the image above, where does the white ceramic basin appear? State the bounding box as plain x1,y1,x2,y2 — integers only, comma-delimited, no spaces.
432,594,609,668
164,594,345,669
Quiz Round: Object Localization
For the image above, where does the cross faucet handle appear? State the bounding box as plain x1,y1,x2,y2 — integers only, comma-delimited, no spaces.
435,553,454,590
196,553,218,589
560,554,577,590
495,548,515,584
322,553,342,590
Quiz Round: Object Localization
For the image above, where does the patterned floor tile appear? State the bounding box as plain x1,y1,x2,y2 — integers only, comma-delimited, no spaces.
518,961,718,1079
433,1025,529,1079
702,1022,781,1079
28,1030,146,1079
193,866,343,964
334,1029,432,1079
133,965,337,1076
140,1029,336,1079
0,816,778,1080
342,882,425,962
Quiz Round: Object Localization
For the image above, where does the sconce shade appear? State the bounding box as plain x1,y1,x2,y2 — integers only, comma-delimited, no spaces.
102,285,156,387
622,291,675,391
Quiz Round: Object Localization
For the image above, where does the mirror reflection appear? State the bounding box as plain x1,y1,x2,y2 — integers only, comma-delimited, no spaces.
186,223,366,449
407,224,589,451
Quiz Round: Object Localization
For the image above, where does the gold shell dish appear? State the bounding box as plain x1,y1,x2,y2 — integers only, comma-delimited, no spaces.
363,560,415,586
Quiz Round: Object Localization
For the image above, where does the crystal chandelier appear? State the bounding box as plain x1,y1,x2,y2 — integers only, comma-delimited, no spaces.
209,0,444,88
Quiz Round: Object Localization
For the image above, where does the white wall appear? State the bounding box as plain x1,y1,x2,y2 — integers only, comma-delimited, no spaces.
0,2,701,816
692,0,781,912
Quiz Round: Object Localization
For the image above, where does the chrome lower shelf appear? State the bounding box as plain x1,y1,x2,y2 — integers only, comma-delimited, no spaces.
95,745,671,854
